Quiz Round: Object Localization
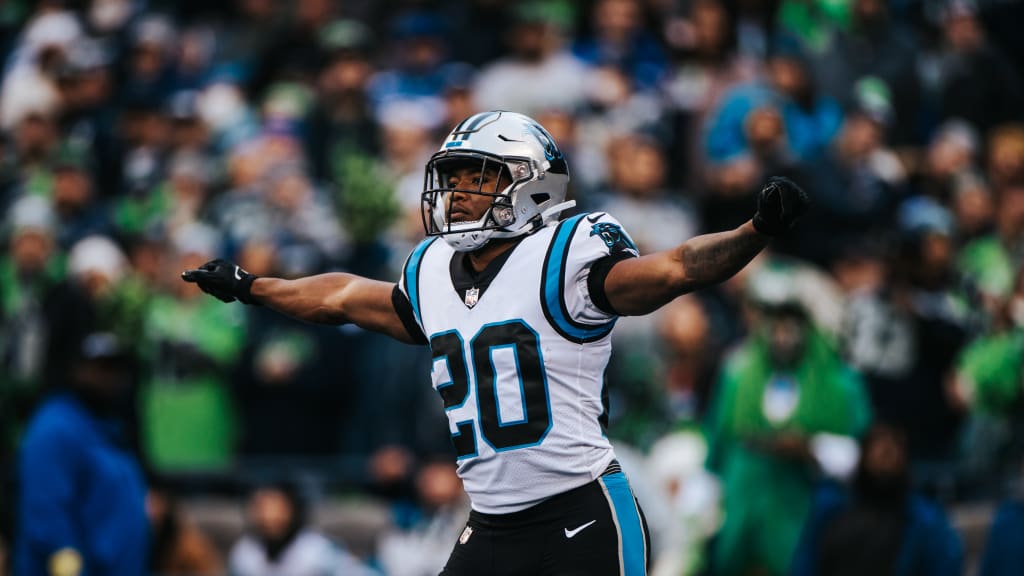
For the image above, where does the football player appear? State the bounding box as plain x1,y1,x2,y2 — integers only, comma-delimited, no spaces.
183,111,807,575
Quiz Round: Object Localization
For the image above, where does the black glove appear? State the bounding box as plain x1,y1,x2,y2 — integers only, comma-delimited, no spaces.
181,258,258,304
752,176,810,236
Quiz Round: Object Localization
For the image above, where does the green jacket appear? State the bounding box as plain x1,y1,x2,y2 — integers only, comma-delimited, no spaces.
704,327,870,576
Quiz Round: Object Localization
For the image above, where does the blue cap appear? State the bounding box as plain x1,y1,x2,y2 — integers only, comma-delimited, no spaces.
898,196,954,237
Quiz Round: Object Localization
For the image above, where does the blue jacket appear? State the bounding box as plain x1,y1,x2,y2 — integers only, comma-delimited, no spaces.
704,83,843,164
791,482,962,576
979,500,1024,576
14,394,148,576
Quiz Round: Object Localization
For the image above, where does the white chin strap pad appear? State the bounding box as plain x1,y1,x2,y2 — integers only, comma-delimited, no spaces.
445,200,577,251
539,200,576,222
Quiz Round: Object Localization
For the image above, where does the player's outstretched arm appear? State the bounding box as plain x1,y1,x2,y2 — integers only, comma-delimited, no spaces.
181,261,418,343
604,176,808,316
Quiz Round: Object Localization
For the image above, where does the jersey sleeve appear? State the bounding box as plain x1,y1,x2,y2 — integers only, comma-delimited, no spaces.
395,238,436,344
392,286,428,345
561,212,640,324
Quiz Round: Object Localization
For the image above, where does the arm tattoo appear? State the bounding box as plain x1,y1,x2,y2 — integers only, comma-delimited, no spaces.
681,228,767,288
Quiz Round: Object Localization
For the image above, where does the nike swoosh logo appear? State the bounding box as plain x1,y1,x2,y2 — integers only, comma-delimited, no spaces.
564,520,597,538
586,212,606,223
234,266,243,280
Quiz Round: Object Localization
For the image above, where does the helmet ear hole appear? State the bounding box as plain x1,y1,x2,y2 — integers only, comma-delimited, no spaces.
493,205,515,225
530,193,550,204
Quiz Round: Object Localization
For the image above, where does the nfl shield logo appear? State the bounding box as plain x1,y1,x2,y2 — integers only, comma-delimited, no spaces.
464,288,480,308
459,526,473,544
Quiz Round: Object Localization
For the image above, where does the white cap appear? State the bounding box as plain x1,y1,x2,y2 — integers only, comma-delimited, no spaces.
23,11,83,52
68,235,128,283
172,221,221,257
6,195,56,237
0,68,61,128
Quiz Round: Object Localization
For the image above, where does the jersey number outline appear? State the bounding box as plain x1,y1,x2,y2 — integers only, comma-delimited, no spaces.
430,320,551,459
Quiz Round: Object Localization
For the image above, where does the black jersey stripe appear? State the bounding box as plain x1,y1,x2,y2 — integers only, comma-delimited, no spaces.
539,214,617,344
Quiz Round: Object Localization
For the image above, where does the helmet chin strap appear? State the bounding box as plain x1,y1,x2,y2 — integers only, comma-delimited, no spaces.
490,200,578,239
444,200,578,251
539,200,576,222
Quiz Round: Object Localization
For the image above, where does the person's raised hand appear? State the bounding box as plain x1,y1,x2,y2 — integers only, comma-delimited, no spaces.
181,258,258,304
752,176,810,236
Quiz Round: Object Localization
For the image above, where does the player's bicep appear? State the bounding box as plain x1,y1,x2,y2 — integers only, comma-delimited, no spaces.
331,278,425,344
602,249,688,316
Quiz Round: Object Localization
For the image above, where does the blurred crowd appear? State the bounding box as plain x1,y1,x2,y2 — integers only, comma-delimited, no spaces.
1,0,1023,574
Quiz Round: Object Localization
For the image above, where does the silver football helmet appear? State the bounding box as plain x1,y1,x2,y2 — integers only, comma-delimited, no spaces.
422,111,574,252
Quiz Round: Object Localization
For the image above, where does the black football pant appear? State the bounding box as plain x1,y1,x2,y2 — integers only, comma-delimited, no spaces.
440,466,650,576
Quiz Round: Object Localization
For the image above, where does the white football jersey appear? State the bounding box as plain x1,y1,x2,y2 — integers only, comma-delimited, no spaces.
398,212,639,514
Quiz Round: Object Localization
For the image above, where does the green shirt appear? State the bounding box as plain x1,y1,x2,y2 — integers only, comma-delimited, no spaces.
704,328,870,576
957,330,1024,416
959,235,1016,299
139,294,246,471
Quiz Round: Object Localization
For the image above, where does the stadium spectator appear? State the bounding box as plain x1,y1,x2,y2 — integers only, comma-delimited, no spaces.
472,1,591,114
48,141,115,250
305,19,381,184
42,233,147,434
705,34,843,165
657,294,724,422
147,481,223,576
138,223,246,471
246,0,336,97
209,0,284,86
572,0,667,91
165,89,211,154
986,124,1024,191
233,269,354,456
228,480,379,576
958,184,1024,313
122,16,180,108
377,458,470,576
367,11,452,124
0,70,61,202
378,99,437,209
843,197,969,463
915,119,980,204
704,261,870,576
0,195,60,409
592,132,698,254
952,267,1024,491
645,427,721,576
0,195,61,553
660,0,759,189
949,170,995,243
934,0,1024,139
812,0,922,145
794,81,907,266
54,37,120,199
792,424,963,576
14,331,149,576
978,469,1024,576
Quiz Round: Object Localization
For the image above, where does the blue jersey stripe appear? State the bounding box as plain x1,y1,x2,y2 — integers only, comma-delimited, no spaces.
541,214,616,343
404,237,436,327
600,472,647,575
